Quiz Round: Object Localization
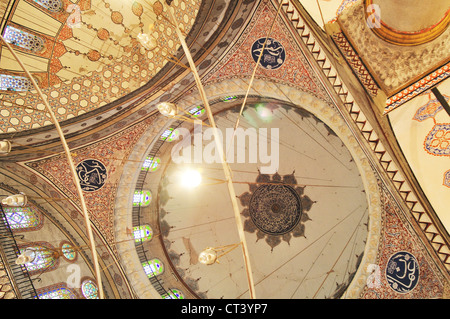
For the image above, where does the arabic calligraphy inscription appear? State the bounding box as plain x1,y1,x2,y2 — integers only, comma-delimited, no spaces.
386,251,419,293
251,37,285,70
75,159,108,192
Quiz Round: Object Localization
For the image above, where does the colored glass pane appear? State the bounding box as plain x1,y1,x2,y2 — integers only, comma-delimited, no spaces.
142,259,163,277
20,246,55,272
3,207,40,230
133,225,153,242
0,74,34,92
81,280,98,299
61,243,76,261
160,128,174,140
160,128,180,142
132,190,152,207
163,289,184,299
166,129,179,142
3,25,44,52
33,0,63,12
188,106,205,118
142,156,160,171
38,287,76,299
221,95,237,102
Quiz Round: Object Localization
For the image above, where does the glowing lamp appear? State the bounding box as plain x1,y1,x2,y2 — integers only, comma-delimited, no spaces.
15,248,36,265
0,140,11,154
198,248,217,265
156,102,178,117
2,193,27,206
137,33,157,51
180,170,202,188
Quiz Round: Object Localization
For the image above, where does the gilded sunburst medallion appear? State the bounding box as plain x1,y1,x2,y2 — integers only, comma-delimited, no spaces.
239,171,315,250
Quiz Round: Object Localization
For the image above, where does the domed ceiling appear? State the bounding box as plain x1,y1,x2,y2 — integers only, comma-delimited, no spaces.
0,0,449,300
157,102,369,298
0,0,201,133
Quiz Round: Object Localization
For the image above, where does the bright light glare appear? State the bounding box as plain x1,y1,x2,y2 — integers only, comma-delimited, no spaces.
180,170,202,188
255,104,273,121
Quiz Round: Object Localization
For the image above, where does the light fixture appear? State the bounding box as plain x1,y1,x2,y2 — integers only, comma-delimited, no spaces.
15,248,36,265
137,32,157,51
198,248,217,265
2,192,27,206
157,102,178,117
0,140,11,154
255,104,273,121
180,169,202,188
198,243,241,265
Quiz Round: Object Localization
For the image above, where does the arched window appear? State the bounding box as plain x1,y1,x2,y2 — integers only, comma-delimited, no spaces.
18,243,59,275
132,190,152,207
160,128,179,142
142,156,160,172
60,241,77,262
36,283,78,299
2,205,43,232
142,259,164,278
3,25,44,53
188,106,205,118
81,278,99,299
0,74,34,92
133,225,153,243
163,288,184,299
33,0,63,12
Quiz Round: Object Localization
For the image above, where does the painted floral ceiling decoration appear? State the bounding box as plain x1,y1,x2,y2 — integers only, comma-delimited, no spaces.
238,171,315,251
0,0,200,133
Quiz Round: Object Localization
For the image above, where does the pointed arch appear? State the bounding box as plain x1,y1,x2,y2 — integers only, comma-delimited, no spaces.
0,74,34,92
36,282,79,299
32,0,63,13
18,242,59,276
2,205,43,232
80,278,99,299
2,25,45,53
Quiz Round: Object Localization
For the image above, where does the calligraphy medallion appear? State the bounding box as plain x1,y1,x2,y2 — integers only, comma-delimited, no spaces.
75,159,108,192
249,183,302,235
385,251,419,293
251,37,285,70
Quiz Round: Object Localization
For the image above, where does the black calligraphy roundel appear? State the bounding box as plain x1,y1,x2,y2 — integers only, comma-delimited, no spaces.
385,251,419,293
251,37,285,70
75,159,108,192
248,183,302,235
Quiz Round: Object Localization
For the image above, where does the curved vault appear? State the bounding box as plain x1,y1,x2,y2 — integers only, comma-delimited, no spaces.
114,78,382,299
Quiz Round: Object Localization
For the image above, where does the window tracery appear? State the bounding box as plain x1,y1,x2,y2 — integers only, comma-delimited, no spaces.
142,258,163,278
2,205,43,232
0,74,34,92
3,25,44,53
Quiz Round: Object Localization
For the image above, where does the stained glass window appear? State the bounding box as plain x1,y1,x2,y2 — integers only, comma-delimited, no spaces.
37,285,77,299
0,74,34,92
132,190,152,207
19,245,57,274
142,156,160,172
221,95,237,102
33,0,63,12
61,242,77,261
3,206,42,231
160,128,179,142
188,106,205,118
142,259,163,278
3,25,44,52
163,289,184,299
133,225,153,243
81,279,99,299
167,129,180,142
